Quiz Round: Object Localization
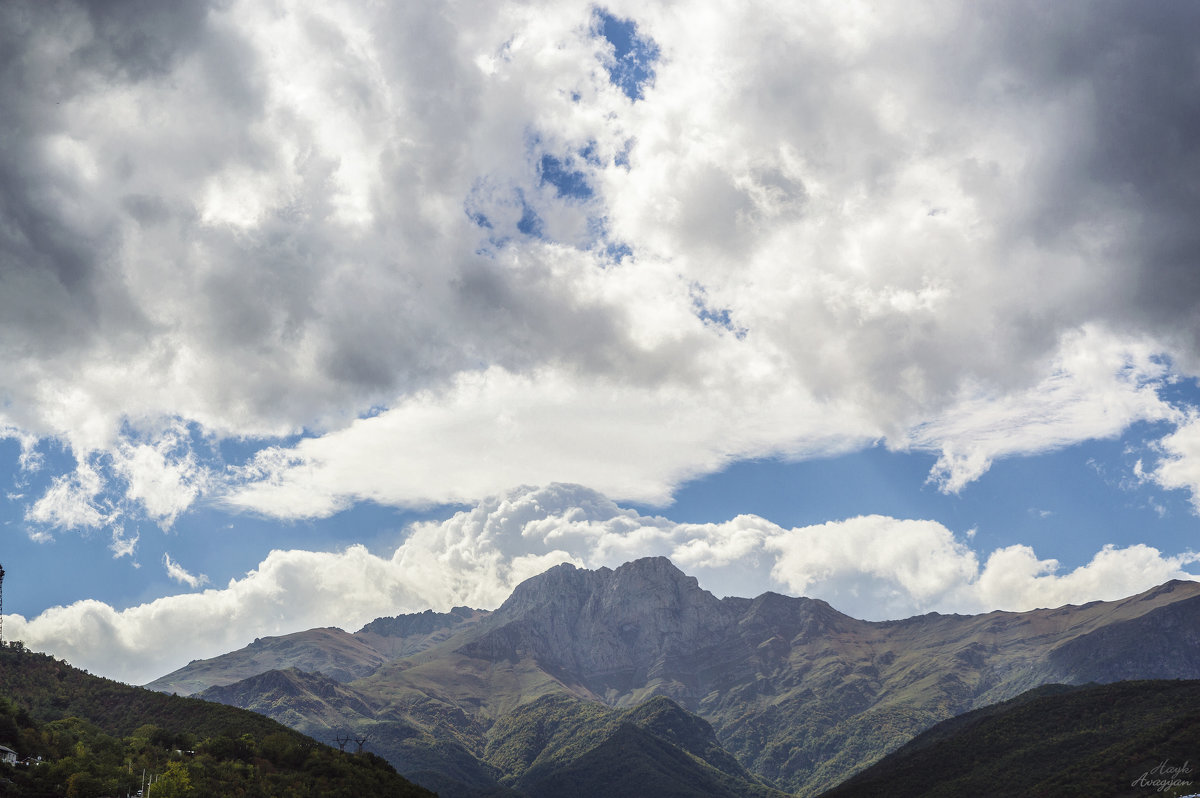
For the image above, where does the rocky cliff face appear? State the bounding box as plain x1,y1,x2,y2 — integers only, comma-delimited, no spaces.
460,558,755,705
1042,592,1200,683
357,606,490,659
458,557,862,712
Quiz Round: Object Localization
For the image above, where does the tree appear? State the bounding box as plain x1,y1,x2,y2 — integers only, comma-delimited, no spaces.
65,771,104,798
147,761,194,798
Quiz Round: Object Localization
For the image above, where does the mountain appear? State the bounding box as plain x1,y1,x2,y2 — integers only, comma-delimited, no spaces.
147,606,487,695
818,679,1200,798
0,642,433,797
484,694,788,798
155,557,1200,796
197,671,786,798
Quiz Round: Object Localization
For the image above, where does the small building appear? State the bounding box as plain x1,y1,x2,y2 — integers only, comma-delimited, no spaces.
0,745,17,765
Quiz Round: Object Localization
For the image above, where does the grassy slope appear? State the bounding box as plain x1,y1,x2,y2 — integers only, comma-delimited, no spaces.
484,694,789,798
708,583,1200,795
819,679,1200,798
145,627,389,696
147,608,492,696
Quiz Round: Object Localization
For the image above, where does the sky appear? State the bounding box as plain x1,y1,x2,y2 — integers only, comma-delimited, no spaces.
2,0,1200,686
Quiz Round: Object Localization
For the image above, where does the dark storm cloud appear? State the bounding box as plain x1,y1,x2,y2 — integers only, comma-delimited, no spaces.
0,0,263,370
76,0,211,80
959,2,1200,360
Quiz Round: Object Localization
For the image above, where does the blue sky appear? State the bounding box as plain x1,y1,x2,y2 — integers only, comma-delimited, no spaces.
2,0,1200,684
5,413,1196,621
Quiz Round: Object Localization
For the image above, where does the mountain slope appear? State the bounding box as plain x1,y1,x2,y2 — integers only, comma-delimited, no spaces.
484,694,787,798
171,558,1200,796
199,667,383,730
818,679,1200,798
198,667,512,796
147,607,488,695
0,643,433,797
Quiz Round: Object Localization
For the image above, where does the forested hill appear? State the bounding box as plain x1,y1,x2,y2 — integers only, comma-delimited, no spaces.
0,643,434,797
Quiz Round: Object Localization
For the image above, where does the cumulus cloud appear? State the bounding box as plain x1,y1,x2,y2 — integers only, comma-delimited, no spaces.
217,330,1183,515
25,461,112,533
1144,411,1200,512
969,542,1199,612
21,423,213,540
221,364,876,514
765,519,1200,619
113,423,211,527
763,516,981,617
7,485,1196,685
1,0,1199,526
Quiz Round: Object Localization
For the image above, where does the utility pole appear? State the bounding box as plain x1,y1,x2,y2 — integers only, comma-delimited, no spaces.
1,561,6,646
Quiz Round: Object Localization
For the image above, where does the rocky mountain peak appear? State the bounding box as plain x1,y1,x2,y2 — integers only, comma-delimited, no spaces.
494,556,720,623
459,558,740,705
493,561,605,618
356,606,484,638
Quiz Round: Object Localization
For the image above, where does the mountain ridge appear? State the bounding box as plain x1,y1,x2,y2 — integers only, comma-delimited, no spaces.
153,558,1200,796
147,606,491,695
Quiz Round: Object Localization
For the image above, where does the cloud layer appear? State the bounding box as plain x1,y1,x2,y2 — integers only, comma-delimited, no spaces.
3,0,1200,530
8,485,1196,685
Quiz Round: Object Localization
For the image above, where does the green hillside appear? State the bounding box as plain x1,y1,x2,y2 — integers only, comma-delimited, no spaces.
483,694,789,798
0,643,434,797
819,679,1200,798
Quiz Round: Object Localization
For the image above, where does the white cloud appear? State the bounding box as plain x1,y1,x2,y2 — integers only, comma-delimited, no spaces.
163,553,208,589
763,516,981,618
0,426,43,472
6,485,1196,685
903,329,1178,493
21,424,212,539
113,423,211,527
0,0,1199,529
109,527,139,560
971,543,1200,613
765,520,1200,619
218,327,1185,517
222,364,876,515
1145,411,1200,512
25,461,112,532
